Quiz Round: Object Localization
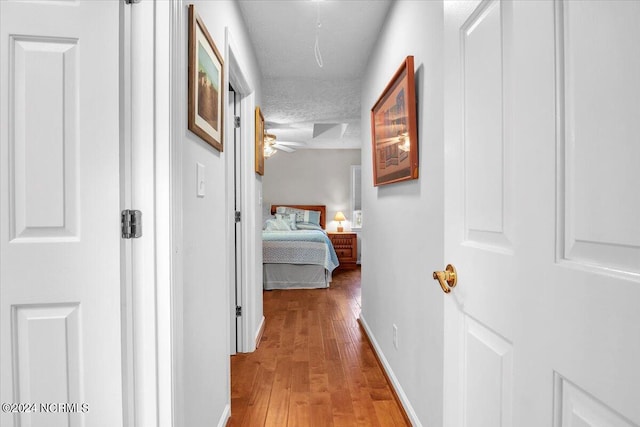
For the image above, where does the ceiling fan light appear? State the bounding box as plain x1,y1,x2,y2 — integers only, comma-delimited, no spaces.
264,131,278,158
264,133,276,144
264,147,277,158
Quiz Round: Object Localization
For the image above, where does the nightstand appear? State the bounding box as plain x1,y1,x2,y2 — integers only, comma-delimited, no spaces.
328,232,358,269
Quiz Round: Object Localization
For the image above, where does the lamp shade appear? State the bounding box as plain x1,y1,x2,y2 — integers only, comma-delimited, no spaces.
334,211,346,222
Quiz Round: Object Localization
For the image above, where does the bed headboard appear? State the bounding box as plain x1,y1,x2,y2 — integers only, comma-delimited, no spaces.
270,204,327,229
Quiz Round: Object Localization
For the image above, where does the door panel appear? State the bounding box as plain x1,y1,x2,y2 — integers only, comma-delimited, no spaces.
445,1,640,426
555,375,637,427
557,0,640,274
550,0,640,420
464,316,513,427
11,36,79,240
463,0,513,251
1,1,123,426
13,304,82,426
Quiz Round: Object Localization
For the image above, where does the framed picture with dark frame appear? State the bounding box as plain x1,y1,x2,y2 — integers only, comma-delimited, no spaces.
255,107,265,175
188,4,224,152
370,56,418,186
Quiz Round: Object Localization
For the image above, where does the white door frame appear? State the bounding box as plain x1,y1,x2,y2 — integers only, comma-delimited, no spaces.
228,84,242,355
160,1,185,426
124,1,176,426
150,1,175,427
120,3,135,425
224,27,254,354
128,2,161,426
120,0,174,426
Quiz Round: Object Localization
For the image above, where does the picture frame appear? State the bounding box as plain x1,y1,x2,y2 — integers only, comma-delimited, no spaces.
370,56,418,186
188,4,224,152
255,107,265,175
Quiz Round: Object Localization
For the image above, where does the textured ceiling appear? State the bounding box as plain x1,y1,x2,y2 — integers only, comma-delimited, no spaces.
237,0,392,149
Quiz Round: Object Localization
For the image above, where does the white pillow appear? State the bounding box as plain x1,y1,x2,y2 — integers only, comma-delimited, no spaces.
275,206,321,226
263,218,292,231
275,213,297,230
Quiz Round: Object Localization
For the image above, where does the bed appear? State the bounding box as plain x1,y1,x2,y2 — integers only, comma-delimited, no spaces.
262,204,339,290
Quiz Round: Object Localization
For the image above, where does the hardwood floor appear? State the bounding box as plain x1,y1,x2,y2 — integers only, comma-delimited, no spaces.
228,268,410,426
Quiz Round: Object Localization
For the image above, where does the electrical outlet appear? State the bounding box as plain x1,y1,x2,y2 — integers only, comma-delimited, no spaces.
393,324,398,350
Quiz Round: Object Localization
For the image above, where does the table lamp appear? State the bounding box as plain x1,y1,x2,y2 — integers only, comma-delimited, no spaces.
334,211,346,232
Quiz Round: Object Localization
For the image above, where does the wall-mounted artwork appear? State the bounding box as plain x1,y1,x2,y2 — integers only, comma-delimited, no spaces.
188,4,224,152
255,106,265,175
370,56,418,186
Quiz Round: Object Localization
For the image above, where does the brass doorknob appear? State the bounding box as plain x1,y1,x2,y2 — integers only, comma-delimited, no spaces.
433,264,457,294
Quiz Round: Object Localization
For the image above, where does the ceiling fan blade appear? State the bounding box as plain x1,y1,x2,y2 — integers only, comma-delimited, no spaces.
275,141,307,147
273,144,296,153
265,121,293,129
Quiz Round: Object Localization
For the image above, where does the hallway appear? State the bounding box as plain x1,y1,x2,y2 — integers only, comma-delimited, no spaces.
229,268,410,426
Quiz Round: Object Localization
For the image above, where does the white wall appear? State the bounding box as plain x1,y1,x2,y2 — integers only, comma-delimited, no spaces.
360,1,445,425
262,149,361,232
173,1,262,425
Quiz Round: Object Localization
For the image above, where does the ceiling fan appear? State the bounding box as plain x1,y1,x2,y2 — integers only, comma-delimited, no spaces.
262,120,352,157
264,132,306,157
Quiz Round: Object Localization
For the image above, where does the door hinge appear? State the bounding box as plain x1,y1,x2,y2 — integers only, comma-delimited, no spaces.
236,306,242,317
121,210,142,239
235,211,241,223
124,0,141,4
234,116,240,128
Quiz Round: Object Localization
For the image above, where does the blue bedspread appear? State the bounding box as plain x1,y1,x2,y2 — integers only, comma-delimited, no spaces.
262,230,339,272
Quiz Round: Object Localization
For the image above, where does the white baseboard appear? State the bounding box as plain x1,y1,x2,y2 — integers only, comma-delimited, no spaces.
359,315,422,427
217,403,230,427
255,315,266,349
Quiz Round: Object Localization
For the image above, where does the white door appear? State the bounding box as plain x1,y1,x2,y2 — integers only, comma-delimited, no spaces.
0,1,124,426
443,1,640,426
230,84,243,355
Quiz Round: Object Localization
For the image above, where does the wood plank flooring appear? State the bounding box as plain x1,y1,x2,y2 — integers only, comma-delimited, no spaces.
228,268,410,426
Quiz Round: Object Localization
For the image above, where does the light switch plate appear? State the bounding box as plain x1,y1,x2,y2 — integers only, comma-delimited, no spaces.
196,162,205,197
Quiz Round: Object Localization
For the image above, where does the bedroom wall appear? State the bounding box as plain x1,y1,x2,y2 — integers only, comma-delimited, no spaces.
360,1,445,426
175,1,262,425
262,149,361,232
